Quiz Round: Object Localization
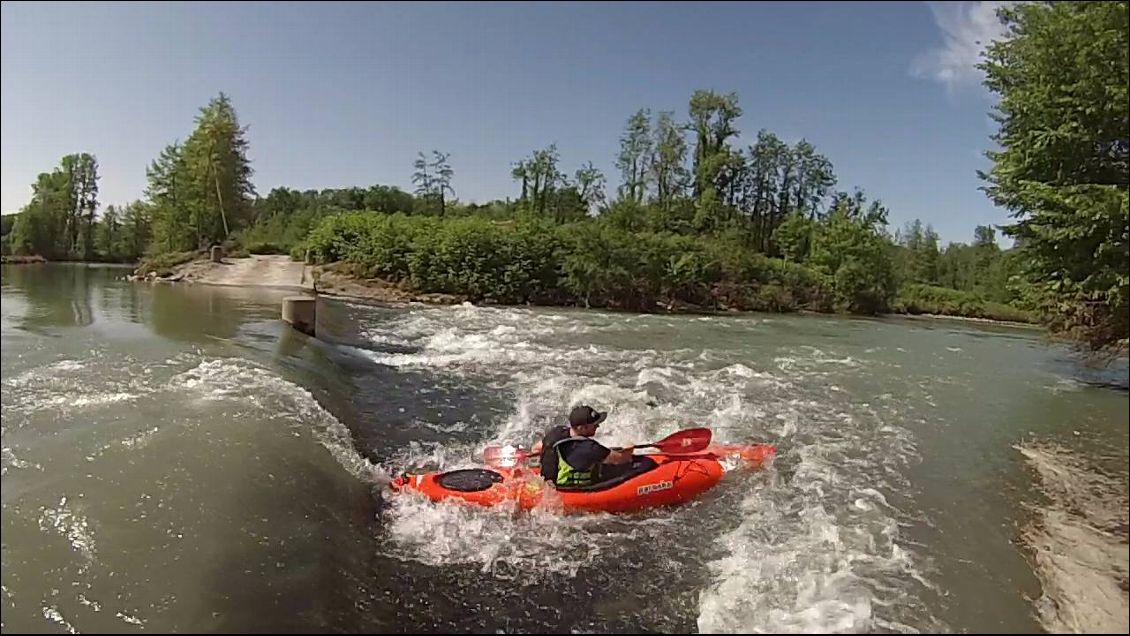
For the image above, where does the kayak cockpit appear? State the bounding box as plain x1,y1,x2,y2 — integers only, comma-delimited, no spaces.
554,456,660,492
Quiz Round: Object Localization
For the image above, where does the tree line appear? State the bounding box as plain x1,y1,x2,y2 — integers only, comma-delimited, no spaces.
978,1,1127,352
0,89,1066,323
2,1,1125,351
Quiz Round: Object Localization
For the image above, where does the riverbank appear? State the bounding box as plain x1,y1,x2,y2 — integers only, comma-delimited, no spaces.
0,254,46,264
894,312,1040,330
143,255,1043,329
313,264,465,305
310,263,1040,328
148,256,829,315
1,255,137,267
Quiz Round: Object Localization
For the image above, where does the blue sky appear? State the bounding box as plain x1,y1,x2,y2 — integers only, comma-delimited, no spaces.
1,1,1013,244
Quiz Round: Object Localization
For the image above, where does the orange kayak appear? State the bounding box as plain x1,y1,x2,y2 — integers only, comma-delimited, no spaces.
389,443,775,514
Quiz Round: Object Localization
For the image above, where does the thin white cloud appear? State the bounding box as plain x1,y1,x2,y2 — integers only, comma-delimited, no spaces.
911,1,1014,93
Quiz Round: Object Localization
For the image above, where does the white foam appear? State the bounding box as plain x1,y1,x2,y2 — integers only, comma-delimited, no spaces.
382,488,678,584
358,329,411,347
2,360,86,391
51,360,85,372
358,305,604,374
71,392,139,408
697,498,893,634
120,427,160,449
42,606,77,634
116,611,144,626
1,356,153,418
698,419,923,633
1047,377,1084,393
38,496,95,564
724,363,755,378
2,446,41,475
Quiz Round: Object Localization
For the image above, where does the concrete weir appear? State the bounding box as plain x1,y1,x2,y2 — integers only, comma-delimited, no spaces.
282,295,317,336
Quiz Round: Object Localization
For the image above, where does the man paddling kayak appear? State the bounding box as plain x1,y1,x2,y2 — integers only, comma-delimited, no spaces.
529,405,635,488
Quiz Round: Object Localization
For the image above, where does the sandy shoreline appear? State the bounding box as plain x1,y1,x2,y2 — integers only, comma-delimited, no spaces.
141,255,315,291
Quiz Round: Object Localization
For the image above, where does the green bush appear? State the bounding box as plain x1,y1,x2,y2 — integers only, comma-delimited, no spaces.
303,212,836,313
135,250,200,277
894,283,1033,322
304,210,1005,321
242,239,286,255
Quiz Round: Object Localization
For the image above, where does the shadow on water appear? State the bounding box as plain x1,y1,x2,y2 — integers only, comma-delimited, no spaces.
147,283,266,344
889,313,1129,390
1044,348,1130,392
276,298,513,465
356,487,740,633
2,263,96,331
883,314,1041,341
195,433,389,633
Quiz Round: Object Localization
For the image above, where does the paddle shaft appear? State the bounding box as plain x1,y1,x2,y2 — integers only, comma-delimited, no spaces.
485,427,711,464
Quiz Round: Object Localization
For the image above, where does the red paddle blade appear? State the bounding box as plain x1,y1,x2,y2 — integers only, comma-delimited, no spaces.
651,427,712,454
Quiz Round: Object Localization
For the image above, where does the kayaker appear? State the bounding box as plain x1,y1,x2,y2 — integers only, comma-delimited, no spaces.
530,404,635,487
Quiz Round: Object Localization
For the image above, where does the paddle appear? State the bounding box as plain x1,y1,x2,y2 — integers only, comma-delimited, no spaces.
622,427,712,454
483,427,713,467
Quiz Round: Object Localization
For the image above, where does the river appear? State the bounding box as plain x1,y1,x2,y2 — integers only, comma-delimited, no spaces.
2,263,1126,633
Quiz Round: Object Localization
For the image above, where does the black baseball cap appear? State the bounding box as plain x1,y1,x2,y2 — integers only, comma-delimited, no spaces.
569,405,607,427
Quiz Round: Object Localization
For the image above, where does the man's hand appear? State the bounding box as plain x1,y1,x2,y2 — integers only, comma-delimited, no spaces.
606,446,634,464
